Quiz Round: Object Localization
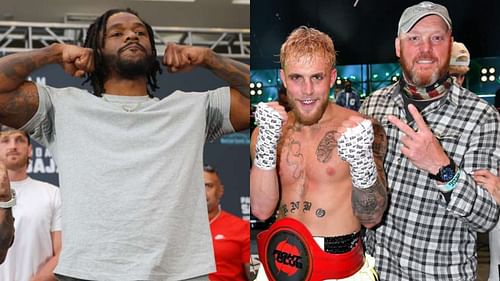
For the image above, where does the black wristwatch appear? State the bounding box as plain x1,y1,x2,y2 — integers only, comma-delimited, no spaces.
429,158,456,182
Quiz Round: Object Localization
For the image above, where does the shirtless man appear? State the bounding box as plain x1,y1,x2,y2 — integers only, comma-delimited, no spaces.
250,26,388,281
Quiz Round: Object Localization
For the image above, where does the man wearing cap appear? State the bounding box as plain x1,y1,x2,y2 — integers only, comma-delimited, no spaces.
360,1,500,280
449,41,470,86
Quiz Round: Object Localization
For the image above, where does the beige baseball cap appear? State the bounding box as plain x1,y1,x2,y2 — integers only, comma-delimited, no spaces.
450,42,470,67
398,1,452,35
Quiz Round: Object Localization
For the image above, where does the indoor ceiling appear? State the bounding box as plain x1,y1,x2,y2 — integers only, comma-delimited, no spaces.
0,0,249,29
251,0,500,68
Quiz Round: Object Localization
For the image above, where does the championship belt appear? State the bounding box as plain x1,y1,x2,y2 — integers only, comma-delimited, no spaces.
256,218,364,281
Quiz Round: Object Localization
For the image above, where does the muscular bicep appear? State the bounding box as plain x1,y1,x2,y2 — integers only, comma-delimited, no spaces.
0,81,39,129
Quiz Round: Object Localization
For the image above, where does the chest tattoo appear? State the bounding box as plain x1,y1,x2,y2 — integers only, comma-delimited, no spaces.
285,138,304,179
316,130,337,163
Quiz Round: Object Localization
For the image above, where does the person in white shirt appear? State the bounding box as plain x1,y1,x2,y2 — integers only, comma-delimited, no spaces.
0,126,62,281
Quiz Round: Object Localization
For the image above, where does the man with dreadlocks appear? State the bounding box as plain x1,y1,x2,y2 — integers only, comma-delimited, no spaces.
0,8,249,281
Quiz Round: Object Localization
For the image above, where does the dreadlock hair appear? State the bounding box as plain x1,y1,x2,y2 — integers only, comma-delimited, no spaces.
83,8,162,97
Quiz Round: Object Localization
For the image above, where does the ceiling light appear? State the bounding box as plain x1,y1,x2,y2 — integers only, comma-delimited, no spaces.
232,0,250,4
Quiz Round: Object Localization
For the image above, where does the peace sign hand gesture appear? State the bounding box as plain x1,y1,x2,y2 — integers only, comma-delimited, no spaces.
387,104,450,175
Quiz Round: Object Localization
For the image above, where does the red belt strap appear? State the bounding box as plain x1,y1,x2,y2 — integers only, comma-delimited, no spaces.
257,217,364,281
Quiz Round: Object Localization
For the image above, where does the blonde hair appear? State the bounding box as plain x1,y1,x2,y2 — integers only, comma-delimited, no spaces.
280,26,336,70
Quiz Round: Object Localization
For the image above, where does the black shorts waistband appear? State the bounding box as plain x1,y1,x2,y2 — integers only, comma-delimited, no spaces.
320,231,361,254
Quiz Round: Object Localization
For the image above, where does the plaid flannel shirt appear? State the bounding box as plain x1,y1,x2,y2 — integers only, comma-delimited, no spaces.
360,81,500,281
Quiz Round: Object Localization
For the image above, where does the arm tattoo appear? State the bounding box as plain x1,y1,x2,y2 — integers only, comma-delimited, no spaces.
352,177,387,226
0,48,54,85
316,130,337,163
351,118,388,226
0,210,14,257
205,52,250,98
0,56,37,81
371,119,388,162
0,46,56,125
3,88,38,119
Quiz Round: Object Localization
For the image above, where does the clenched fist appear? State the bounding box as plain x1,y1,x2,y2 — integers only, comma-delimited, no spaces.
163,43,210,73
58,44,94,77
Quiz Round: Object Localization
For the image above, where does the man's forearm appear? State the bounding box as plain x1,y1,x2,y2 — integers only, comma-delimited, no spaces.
203,50,250,98
0,209,14,264
352,118,388,228
352,175,387,228
32,255,58,281
0,44,62,93
447,172,500,232
250,167,280,221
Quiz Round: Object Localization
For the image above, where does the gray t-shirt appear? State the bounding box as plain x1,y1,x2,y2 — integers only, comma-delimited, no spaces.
22,84,234,281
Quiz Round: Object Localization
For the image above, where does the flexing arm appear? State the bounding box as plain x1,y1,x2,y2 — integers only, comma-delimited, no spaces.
0,43,93,128
250,102,287,220
163,44,249,131
31,231,61,281
0,163,14,264
337,116,388,228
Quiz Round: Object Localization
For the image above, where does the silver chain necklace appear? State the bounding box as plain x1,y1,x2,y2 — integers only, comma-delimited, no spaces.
101,95,150,112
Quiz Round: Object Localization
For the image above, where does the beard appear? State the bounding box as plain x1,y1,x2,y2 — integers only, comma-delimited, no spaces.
400,51,449,87
104,51,157,79
2,156,29,171
289,97,329,126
